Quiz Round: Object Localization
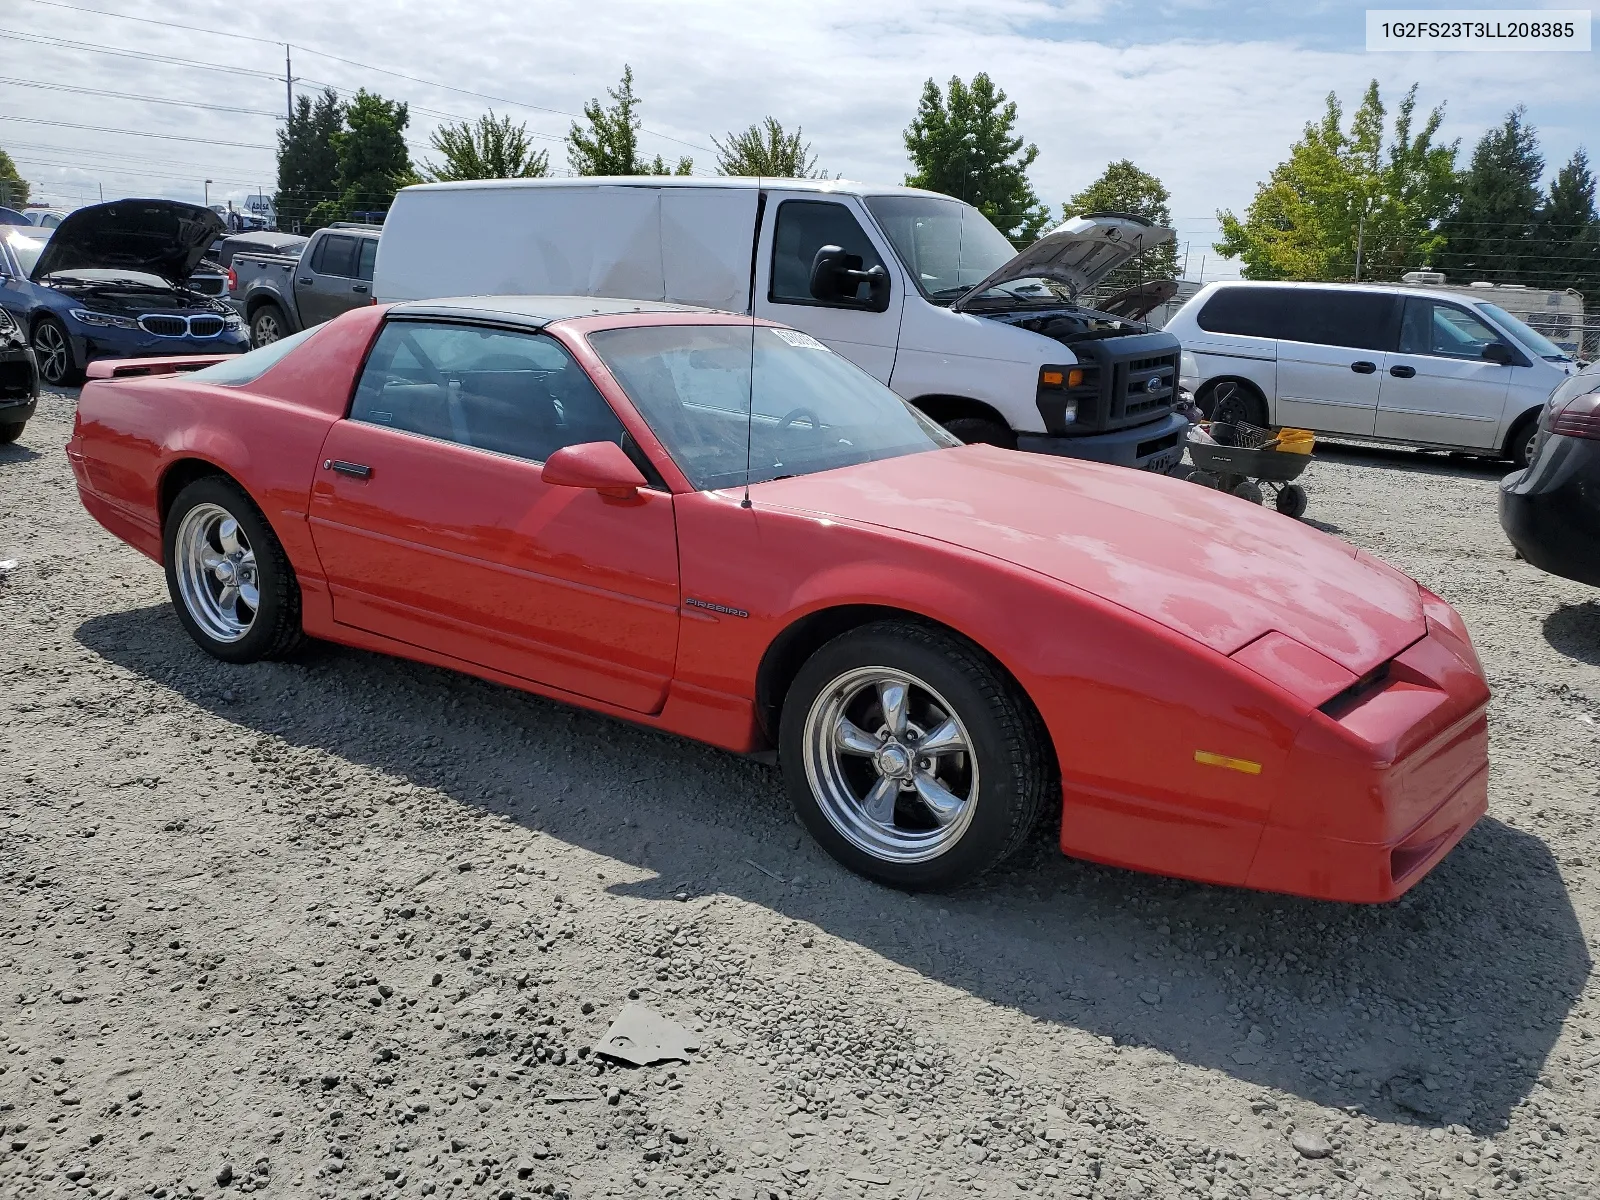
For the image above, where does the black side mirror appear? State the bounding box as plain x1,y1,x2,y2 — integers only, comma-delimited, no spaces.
1482,342,1514,366
808,244,890,312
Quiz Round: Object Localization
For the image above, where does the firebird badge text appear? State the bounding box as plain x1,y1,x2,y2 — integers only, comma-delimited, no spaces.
684,597,750,619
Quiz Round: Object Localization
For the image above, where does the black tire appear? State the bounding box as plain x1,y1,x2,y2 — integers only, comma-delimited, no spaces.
1274,483,1308,519
0,421,24,445
1188,469,1220,490
942,417,1018,450
1504,412,1539,471
779,620,1052,891
1231,480,1264,505
250,303,289,349
163,475,304,664
32,316,80,387
1205,380,1267,429
1165,460,1194,481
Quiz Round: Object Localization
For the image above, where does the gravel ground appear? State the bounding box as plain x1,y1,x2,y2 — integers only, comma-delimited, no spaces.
3,386,1599,1200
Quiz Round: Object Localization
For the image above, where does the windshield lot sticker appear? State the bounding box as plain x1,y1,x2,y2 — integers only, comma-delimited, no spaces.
771,329,829,351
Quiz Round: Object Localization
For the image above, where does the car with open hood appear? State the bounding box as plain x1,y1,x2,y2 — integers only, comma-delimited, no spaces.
0,199,248,388
68,297,1490,900
375,179,1191,471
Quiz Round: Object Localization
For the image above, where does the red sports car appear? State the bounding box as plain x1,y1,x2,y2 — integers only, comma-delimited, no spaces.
67,298,1491,898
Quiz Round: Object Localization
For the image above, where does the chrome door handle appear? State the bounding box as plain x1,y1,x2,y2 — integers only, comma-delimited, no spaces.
323,459,371,479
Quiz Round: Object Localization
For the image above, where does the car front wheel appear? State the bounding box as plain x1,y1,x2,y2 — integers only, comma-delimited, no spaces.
780,621,1051,890
0,421,24,445
32,316,78,387
164,476,305,663
250,304,287,348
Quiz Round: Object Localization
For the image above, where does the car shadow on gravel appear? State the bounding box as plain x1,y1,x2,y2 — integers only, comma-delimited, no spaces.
1314,440,1511,480
0,441,43,465
1544,602,1600,666
78,604,1592,1137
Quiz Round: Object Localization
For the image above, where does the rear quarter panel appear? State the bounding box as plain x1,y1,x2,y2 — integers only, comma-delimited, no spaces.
73,305,385,578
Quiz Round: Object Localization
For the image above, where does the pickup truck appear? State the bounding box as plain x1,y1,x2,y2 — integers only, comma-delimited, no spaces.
231,224,380,346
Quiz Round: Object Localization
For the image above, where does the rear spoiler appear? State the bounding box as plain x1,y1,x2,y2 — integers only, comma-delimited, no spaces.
85,355,238,380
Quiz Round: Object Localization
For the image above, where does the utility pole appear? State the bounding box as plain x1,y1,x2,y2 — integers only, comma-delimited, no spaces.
1354,210,1365,282
285,44,294,122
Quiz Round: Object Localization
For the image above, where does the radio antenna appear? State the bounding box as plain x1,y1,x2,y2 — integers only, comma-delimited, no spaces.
741,178,763,510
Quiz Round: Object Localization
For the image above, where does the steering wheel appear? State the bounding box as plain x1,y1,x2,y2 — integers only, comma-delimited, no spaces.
778,407,823,433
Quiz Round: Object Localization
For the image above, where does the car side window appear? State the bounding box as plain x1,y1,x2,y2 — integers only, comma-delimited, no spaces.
1195,287,1278,338
1278,289,1396,352
356,239,377,283
770,200,886,306
349,321,627,464
312,235,359,278
1399,298,1500,359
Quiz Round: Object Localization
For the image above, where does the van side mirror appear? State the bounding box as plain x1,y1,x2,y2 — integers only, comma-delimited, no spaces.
1481,342,1514,366
809,245,890,312
541,441,647,499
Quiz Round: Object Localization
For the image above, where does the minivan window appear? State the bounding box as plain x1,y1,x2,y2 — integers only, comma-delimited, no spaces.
1278,289,1396,352
1476,301,1568,361
864,195,1017,302
1398,297,1501,359
770,200,886,306
312,234,359,278
1195,286,1278,338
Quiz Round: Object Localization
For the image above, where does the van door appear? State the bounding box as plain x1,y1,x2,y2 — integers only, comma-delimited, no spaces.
1377,297,1513,449
753,194,904,382
1271,289,1397,436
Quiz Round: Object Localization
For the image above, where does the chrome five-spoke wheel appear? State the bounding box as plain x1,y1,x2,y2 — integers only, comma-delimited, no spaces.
174,502,260,643
34,320,71,386
802,666,978,863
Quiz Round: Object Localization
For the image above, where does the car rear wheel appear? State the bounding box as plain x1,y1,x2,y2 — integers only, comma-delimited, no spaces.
779,621,1051,891
1505,413,1539,471
164,476,304,663
0,421,24,445
32,316,79,387
250,304,287,348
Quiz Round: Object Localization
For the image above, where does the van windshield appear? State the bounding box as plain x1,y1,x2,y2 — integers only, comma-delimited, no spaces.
1476,302,1571,362
588,323,958,490
864,196,1017,303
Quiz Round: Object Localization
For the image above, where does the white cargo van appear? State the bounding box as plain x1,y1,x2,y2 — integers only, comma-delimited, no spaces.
374,178,1190,471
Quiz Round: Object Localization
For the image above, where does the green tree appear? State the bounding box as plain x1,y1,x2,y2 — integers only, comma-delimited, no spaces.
274,88,344,232
423,111,550,182
566,66,692,177
1537,147,1600,295
712,118,822,177
1063,160,1180,292
307,90,416,228
1435,108,1545,283
0,147,30,209
1215,81,1458,281
903,73,1051,247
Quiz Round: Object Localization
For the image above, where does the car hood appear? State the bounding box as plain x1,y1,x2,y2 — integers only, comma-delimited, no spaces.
751,447,1423,676
951,214,1177,310
30,199,226,286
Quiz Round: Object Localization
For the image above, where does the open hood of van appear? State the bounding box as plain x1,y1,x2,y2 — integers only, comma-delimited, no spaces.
30,199,225,286
951,213,1176,311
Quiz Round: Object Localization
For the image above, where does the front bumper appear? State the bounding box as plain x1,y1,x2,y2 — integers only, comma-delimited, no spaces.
69,325,250,369
1498,438,1600,587
1017,410,1189,471
0,342,38,424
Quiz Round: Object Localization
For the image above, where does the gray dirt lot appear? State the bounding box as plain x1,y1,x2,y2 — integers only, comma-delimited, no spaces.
2,385,1598,1200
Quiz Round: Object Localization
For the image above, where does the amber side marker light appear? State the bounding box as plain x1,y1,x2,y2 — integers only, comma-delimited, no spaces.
1194,750,1262,775
1039,368,1086,388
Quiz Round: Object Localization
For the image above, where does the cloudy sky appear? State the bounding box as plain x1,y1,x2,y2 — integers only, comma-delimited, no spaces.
4,0,1597,277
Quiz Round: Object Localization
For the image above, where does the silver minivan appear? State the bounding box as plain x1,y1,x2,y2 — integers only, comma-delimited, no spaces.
1168,280,1580,468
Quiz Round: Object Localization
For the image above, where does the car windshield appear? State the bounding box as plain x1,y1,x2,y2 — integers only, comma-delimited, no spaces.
864,195,1017,303
5,230,48,275
1476,302,1571,362
587,323,958,490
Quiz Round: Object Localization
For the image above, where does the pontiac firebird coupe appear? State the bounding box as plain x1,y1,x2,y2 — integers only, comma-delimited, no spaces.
68,297,1491,898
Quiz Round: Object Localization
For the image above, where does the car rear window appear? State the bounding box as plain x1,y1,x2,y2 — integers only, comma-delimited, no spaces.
185,326,318,385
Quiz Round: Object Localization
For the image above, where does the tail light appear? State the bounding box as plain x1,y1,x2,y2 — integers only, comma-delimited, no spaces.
1550,391,1600,440
226,266,237,293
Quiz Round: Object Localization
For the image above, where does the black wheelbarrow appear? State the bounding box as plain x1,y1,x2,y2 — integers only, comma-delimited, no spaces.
1184,421,1312,519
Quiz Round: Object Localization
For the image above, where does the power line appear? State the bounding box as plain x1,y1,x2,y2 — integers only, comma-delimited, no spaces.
0,28,281,81
20,0,284,45
0,75,282,118
0,115,275,150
